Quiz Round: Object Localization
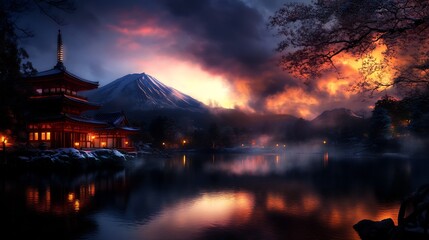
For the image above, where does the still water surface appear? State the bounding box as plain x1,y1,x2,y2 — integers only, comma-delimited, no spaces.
1,151,428,240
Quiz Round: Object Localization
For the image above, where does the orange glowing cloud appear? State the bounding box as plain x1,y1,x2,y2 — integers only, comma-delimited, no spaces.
336,43,395,90
101,7,399,118
260,43,397,118
317,75,353,98
266,87,320,118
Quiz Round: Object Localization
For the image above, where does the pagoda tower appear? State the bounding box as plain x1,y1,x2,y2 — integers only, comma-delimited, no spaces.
26,30,102,148
25,30,138,149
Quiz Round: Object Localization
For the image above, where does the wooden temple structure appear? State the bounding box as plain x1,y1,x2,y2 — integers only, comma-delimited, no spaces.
25,30,138,150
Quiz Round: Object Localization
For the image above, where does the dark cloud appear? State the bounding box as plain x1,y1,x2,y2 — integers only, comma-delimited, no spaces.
160,0,272,74
148,0,301,112
16,0,373,117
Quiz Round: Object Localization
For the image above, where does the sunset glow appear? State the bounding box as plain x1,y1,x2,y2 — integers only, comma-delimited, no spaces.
137,192,253,240
133,56,236,108
20,0,393,119
6,1,429,240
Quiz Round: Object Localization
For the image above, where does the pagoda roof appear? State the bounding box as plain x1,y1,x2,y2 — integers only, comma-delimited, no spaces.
27,67,99,90
64,94,101,107
95,111,140,132
65,114,107,125
29,94,101,110
29,112,140,132
29,113,107,126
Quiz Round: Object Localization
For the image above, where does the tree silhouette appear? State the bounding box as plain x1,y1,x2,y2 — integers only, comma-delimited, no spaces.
149,116,176,148
0,0,75,142
269,0,429,92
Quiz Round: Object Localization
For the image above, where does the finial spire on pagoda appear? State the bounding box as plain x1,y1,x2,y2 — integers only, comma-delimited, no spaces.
55,29,65,70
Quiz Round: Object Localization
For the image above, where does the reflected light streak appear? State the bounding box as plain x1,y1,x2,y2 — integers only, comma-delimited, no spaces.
220,155,270,175
264,189,400,240
74,199,80,212
26,183,97,215
68,193,75,202
137,192,254,240
324,152,329,167
266,193,286,212
89,183,96,197
214,155,297,176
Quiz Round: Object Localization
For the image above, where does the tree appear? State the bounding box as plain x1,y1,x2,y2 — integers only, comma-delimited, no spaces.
0,4,34,142
149,116,176,148
370,106,392,146
0,0,74,142
269,0,429,92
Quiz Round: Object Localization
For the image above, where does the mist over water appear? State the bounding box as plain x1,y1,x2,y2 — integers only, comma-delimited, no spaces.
1,151,427,240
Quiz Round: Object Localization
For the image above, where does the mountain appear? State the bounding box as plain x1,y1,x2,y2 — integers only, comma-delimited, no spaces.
311,108,364,128
83,73,367,144
83,73,206,113
310,108,368,142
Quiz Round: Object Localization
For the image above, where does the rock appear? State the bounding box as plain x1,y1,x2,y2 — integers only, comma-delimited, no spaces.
353,218,395,240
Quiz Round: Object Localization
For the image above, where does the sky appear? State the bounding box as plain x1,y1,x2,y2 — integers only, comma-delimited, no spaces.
18,0,379,120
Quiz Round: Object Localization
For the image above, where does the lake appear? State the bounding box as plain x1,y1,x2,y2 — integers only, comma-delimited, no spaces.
1,150,427,240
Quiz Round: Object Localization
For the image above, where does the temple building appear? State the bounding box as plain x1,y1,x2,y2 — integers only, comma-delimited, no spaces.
25,30,138,150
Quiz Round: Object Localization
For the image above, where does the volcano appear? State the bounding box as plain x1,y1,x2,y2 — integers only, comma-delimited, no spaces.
83,73,206,113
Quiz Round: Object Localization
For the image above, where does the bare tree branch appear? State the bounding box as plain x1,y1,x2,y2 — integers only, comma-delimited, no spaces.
269,0,429,93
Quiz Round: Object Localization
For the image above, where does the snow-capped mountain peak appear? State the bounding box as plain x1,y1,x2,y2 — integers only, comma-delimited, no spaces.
83,72,205,112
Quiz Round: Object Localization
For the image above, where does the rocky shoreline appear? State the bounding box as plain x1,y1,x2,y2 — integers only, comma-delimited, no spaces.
1,148,139,171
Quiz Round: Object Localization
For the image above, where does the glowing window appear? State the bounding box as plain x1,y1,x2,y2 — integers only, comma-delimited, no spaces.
41,132,46,140
34,132,39,141
29,132,34,141
47,132,51,140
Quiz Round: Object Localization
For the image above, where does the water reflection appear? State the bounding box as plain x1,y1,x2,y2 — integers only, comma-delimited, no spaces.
0,152,427,240
323,152,329,167
135,192,253,240
25,182,98,215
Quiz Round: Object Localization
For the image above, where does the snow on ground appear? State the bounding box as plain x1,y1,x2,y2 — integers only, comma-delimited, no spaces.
10,148,137,170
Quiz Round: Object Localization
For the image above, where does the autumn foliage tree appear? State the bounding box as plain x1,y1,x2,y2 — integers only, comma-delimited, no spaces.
269,0,429,93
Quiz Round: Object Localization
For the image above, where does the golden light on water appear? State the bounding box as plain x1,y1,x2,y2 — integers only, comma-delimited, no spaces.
74,200,80,212
266,193,286,211
324,152,329,167
68,193,75,202
136,192,254,240
89,183,96,196
263,189,401,240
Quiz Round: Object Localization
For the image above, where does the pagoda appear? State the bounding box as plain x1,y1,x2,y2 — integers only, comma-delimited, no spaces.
26,30,138,149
